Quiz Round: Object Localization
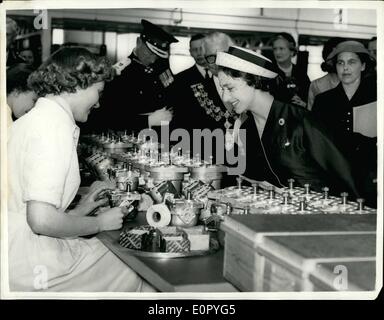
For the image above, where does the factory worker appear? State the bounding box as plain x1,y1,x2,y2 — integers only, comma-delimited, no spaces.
7,47,155,292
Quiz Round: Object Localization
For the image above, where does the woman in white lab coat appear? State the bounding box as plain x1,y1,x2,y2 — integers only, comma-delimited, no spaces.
7,47,154,292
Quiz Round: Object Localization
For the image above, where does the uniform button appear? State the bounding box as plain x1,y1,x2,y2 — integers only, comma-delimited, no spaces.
139,90,143,95
347,112,351,115
347,128,350,131
346,120,350,123
158,94,162,98
154,80,157,84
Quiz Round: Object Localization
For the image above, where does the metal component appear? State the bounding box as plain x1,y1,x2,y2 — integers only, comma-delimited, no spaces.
357,198,365,211
304,183,310,195
299,197,306,211
237,176,242,190
268,187,275,200
288,178,295,191
282,192,290,205
189,165,225,190
322,187,329,199
226,202,232,215
340,192,348,205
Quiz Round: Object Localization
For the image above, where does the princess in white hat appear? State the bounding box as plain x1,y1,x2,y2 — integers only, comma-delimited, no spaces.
216,46,361,200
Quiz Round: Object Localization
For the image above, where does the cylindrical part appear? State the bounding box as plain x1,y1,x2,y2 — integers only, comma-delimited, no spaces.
288,178,295,190
299,197,306,211
226,202,232,215
340,192,348,205
322,187,329,199
357,198,365,211
148,166,188,193
189,165,225,190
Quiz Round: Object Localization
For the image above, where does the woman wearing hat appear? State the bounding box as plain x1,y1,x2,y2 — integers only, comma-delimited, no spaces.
217,46,360,198
271,32,311,108
8,47,154,291
312,40,377,207
307,37,345,110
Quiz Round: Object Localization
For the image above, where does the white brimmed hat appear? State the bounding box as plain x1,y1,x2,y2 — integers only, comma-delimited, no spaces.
216,46,278,79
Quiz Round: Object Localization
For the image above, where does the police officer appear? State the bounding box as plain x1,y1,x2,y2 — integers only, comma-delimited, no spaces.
85,19,178,134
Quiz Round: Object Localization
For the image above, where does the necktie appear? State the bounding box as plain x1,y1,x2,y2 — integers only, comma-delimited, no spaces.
204,69,210,80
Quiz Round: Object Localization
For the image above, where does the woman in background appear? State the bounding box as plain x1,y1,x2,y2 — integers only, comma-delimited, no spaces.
217,46,360,198
6,63,37,125
307,37,344,110
312,40,377,207
8,47,154,291
271,32,310,108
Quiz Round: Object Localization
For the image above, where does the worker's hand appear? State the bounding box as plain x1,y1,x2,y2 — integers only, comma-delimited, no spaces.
291,95,307,108
73,184,113,216
148,107,173,127
88,180,115,194
137,193,154,211
96,207,124,231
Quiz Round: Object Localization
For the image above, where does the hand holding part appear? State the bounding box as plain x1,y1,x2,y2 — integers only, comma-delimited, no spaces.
96,207,124,231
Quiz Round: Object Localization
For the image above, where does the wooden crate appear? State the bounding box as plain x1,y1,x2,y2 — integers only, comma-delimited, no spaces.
220,214,377,292
258,233,376,292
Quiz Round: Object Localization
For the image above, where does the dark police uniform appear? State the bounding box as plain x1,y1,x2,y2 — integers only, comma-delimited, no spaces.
234,100,360,199
83,19,178,134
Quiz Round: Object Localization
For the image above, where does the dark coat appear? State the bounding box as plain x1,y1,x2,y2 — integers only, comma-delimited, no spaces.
171,65,237,133
6,49,26,68
274,63,311,105
237,100,360,198
312,77,377,206
83,52,176,134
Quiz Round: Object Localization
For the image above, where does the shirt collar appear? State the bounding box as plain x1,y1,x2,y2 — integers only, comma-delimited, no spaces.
195,64,211,78
43,96,76,125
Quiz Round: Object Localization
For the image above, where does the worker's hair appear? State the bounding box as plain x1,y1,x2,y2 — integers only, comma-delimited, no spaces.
6,63,34,95
28,47,114,97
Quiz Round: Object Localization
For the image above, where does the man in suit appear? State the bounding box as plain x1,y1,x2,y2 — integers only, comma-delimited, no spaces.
172,32,237,133
83,19,178,135
170,32,237,166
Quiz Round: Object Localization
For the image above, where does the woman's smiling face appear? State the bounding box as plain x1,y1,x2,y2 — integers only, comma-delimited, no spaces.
218,71,255,114
70,81,105,123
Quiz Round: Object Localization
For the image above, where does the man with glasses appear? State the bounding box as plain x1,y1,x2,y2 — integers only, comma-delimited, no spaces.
172,32,237,134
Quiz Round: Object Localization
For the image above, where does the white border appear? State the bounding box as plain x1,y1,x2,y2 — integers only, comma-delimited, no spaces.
1,0,383,300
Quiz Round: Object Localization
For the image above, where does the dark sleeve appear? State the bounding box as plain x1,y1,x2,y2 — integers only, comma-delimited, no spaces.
303,115,360,199
311,93,321,114
84,75,150,133
299,73,311,103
